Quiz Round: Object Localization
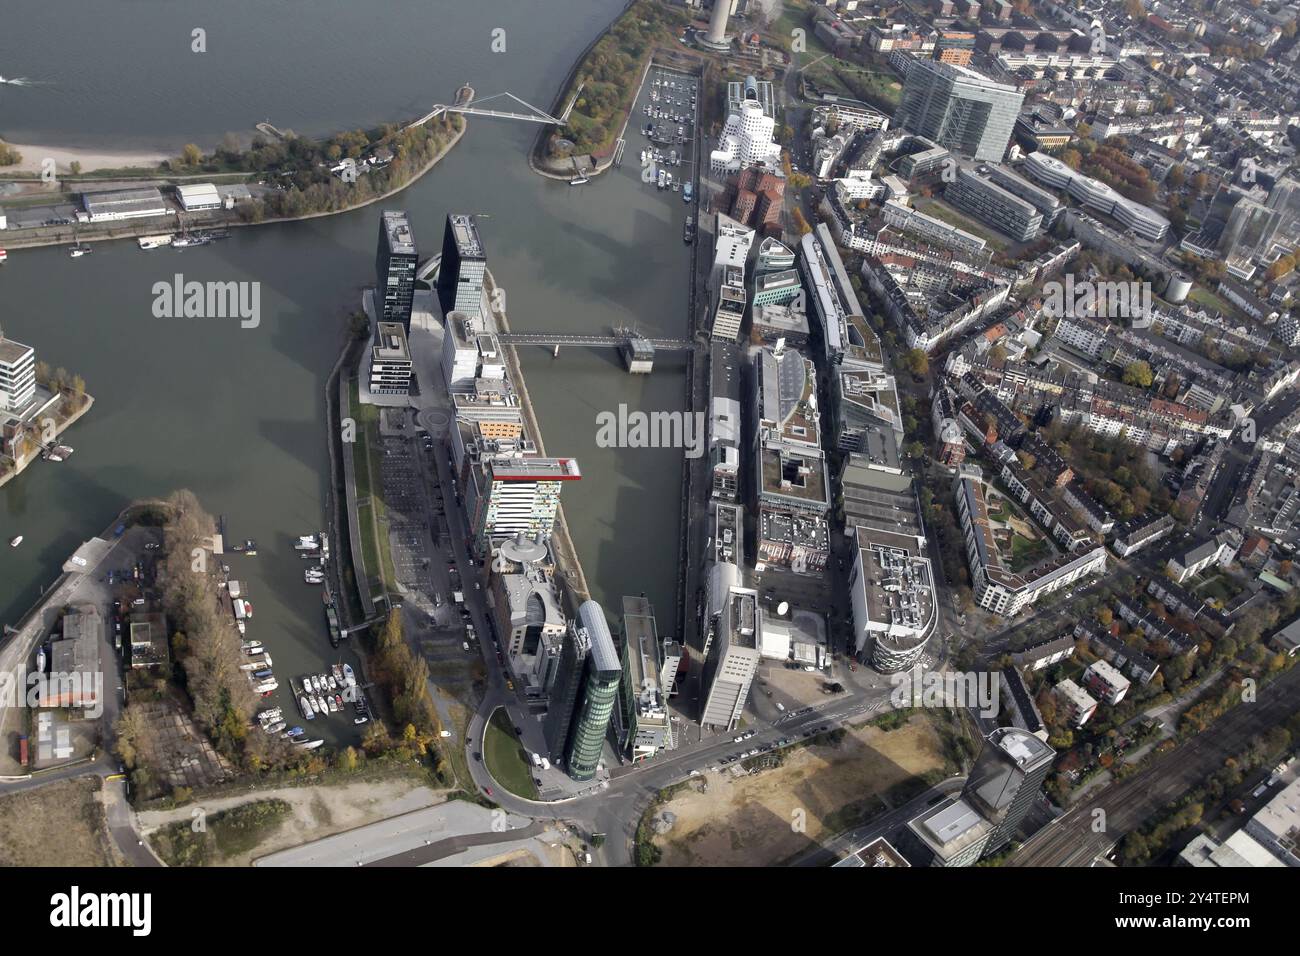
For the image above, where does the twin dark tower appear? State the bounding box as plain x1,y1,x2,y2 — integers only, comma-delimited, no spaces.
374,211,488,331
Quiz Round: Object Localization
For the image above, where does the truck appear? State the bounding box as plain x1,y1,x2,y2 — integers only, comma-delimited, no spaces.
452,591,465,605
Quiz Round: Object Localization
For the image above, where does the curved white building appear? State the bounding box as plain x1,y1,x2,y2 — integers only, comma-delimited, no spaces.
710,100,783,176
1021,151,1169,241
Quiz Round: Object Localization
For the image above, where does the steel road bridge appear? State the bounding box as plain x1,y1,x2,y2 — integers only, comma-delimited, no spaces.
496,331,695,351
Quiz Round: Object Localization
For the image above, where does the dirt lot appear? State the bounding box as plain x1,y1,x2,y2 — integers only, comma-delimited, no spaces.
0,777,123,867
138,776,438,866
653,715,951,867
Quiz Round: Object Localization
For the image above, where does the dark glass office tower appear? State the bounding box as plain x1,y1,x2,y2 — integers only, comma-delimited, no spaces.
962,727,1056,855
563,601,622,781
436,213,487,320
375,210,418,331
895,59,1024,162
542,627,589,764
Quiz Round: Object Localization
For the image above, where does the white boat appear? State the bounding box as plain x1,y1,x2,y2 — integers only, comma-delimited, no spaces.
264,721,286,734
9,536,22,548
342,663,356,687
258,708,282,722
326,674,338,692
300,696,316,719
295,739,325,751
354,716,369,725
310,675,322,694
241,641,263,654
314,695,328,714
236,620,246,635
295,535,319,551
570,176,589,186
137,234,175,250
170,235,208,249
0,248,7,264
69,244,92,258
253,679,279,694
327,695,339,713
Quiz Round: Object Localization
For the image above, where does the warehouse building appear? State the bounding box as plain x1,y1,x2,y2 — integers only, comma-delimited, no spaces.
80,187,169,222
175,182,223,211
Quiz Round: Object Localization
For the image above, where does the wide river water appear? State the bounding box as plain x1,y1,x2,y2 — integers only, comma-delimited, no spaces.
0,0,691,742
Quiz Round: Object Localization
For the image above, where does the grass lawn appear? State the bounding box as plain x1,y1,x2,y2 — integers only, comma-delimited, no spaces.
1009,533,1051,572
1186,286,1250,324
150,799,292,867
483,708,538,800
347,377,396,594
773,0,832,57
913,197,1010,252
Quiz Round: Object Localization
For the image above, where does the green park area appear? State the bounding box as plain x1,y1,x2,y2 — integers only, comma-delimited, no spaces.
484,708,539,800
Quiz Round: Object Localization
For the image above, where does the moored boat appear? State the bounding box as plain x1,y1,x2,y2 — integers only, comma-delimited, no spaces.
342,663,356,687
299,696,316,719
295,739,325,750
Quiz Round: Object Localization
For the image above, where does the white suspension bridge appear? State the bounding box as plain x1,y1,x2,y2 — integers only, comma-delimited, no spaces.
404,83,579,131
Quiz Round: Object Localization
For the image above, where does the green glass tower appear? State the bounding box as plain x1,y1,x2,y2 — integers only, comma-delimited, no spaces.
562,601,621,781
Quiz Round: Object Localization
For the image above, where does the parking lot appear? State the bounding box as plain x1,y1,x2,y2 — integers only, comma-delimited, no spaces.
636,66,700,199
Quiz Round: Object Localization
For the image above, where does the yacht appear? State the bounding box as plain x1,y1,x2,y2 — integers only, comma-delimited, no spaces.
138,234,174,250
264,721,286,735
68,244,92,258
295,535,319,551
9,535,22,548
0,248,7,265
295,739,325,751
342,663,356,687
569,175,589,186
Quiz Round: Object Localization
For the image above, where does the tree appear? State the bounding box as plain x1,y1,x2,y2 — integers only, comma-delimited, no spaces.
179,143,203,166
69,161,82,176
1122,360,1154,388
904,349,929,377
0,143,22,166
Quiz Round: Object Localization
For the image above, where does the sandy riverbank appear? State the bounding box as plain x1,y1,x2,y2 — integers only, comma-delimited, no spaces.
0,140,168,175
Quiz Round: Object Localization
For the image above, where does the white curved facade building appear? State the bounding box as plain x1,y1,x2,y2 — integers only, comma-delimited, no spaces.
710,100,783,176
1021,152,1169,241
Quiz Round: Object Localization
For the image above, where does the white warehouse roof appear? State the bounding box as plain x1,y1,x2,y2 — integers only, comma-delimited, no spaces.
176,183,221,209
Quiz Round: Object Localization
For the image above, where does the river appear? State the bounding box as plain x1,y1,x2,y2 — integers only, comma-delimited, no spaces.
0,0,691,744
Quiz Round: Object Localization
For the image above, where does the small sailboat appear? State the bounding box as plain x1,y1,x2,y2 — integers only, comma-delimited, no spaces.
9,535,22,548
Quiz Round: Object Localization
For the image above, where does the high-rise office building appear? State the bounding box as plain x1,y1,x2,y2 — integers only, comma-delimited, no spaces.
466,457,582,549
543,601,621,778
894,59,1024,162
564,601,622,781
543,626,589,763
0,332,36,415
375,211,418,331
700,586,762,730
961,727,1056,855
437,213,487,320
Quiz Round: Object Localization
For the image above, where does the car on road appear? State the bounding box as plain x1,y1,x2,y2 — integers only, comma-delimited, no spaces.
484,786,492,797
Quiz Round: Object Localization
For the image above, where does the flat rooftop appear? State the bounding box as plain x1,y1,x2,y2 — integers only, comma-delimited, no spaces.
373,322,411,360
381,210,417,255
0,337,34,365
489,457,581,481
447,213,484,259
